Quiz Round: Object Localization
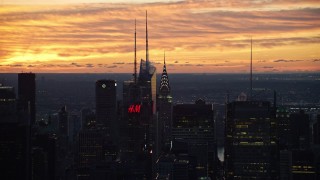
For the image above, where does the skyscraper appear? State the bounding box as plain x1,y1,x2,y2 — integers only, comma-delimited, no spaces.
0,85,28,180
138,11,157,115
290,110,310,150
58,106,68,136
0,85,16,122
18,73,36,125
277,106,291,150
171,99,216,178
314,114,320,145
120,12,156,179
225,101,278,179
95,79,117,142
157,53,172,154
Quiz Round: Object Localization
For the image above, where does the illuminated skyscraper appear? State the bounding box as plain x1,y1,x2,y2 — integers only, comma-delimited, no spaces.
138,11,157,115
18,73,36,125
120,12,155,179
157,53,172,154
225,101,278,179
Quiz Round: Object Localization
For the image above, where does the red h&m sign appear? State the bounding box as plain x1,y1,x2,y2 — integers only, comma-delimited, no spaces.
128,104,141,113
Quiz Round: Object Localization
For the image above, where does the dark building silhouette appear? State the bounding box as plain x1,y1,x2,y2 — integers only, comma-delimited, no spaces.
32,134,56,180
225,101,278,179
155,154,175,179
314,114,320,145
58,106,68,136
276,106,292,150
277,107,319,179
291,150,317,179
290,110,310,150
277,106,292,150
120,11,156,179
80,108,95,129
18,73,36,125
280,150,293,180
95,79,117,143
0,86,16,121
17,74,35,180
77,129,104,167
171,99,216,178
76,128,103,179
0,85,28,180
76,126,119,180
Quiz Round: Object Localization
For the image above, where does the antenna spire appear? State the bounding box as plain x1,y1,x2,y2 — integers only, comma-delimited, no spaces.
250,37,253,100
134,19,137,84
164,51,166,65
146,10,149,63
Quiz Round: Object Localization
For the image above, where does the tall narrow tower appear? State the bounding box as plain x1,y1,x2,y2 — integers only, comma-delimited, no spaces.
157,52,172,153
134,19,137,85
159,52,171,96
146,11,149,66
250,37,253,99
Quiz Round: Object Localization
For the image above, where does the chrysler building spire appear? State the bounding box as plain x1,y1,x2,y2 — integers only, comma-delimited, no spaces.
159,51,170,95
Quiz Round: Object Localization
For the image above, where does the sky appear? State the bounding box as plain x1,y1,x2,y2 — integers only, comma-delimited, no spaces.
0,0,320,73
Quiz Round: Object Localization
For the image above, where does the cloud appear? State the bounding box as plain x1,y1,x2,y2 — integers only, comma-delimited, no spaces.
180,64,192,66
211,64,225,67
262,66,274,69
86,63,94,68
107,65,117,68
313,59,320,62
273,59,304,63
9,64,23,67
58,53,71,57
0,1,319,73
70,62,82,67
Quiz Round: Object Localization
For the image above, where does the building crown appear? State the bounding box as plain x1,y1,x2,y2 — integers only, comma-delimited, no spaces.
159,52,170,95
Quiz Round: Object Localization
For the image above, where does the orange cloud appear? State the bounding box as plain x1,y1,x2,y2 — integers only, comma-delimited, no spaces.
0,0,319,73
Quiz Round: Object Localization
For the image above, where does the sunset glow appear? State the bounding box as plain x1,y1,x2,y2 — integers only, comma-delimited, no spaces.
1,0,320,73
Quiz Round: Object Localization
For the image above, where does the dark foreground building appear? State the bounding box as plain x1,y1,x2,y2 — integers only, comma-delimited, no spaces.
18,73,36,125
225,101,278,179
95,79,117,144
171,99,217,179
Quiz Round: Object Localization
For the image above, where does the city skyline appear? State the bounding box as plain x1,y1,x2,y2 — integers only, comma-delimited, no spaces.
1,0,320,73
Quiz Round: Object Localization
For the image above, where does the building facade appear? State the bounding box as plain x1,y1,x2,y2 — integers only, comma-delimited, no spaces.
225,101,278,179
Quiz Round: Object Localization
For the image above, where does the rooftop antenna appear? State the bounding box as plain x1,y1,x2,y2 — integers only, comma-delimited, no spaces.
134,19,137,84
146,10,149,64
250,37,253,100
164,51,166,65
